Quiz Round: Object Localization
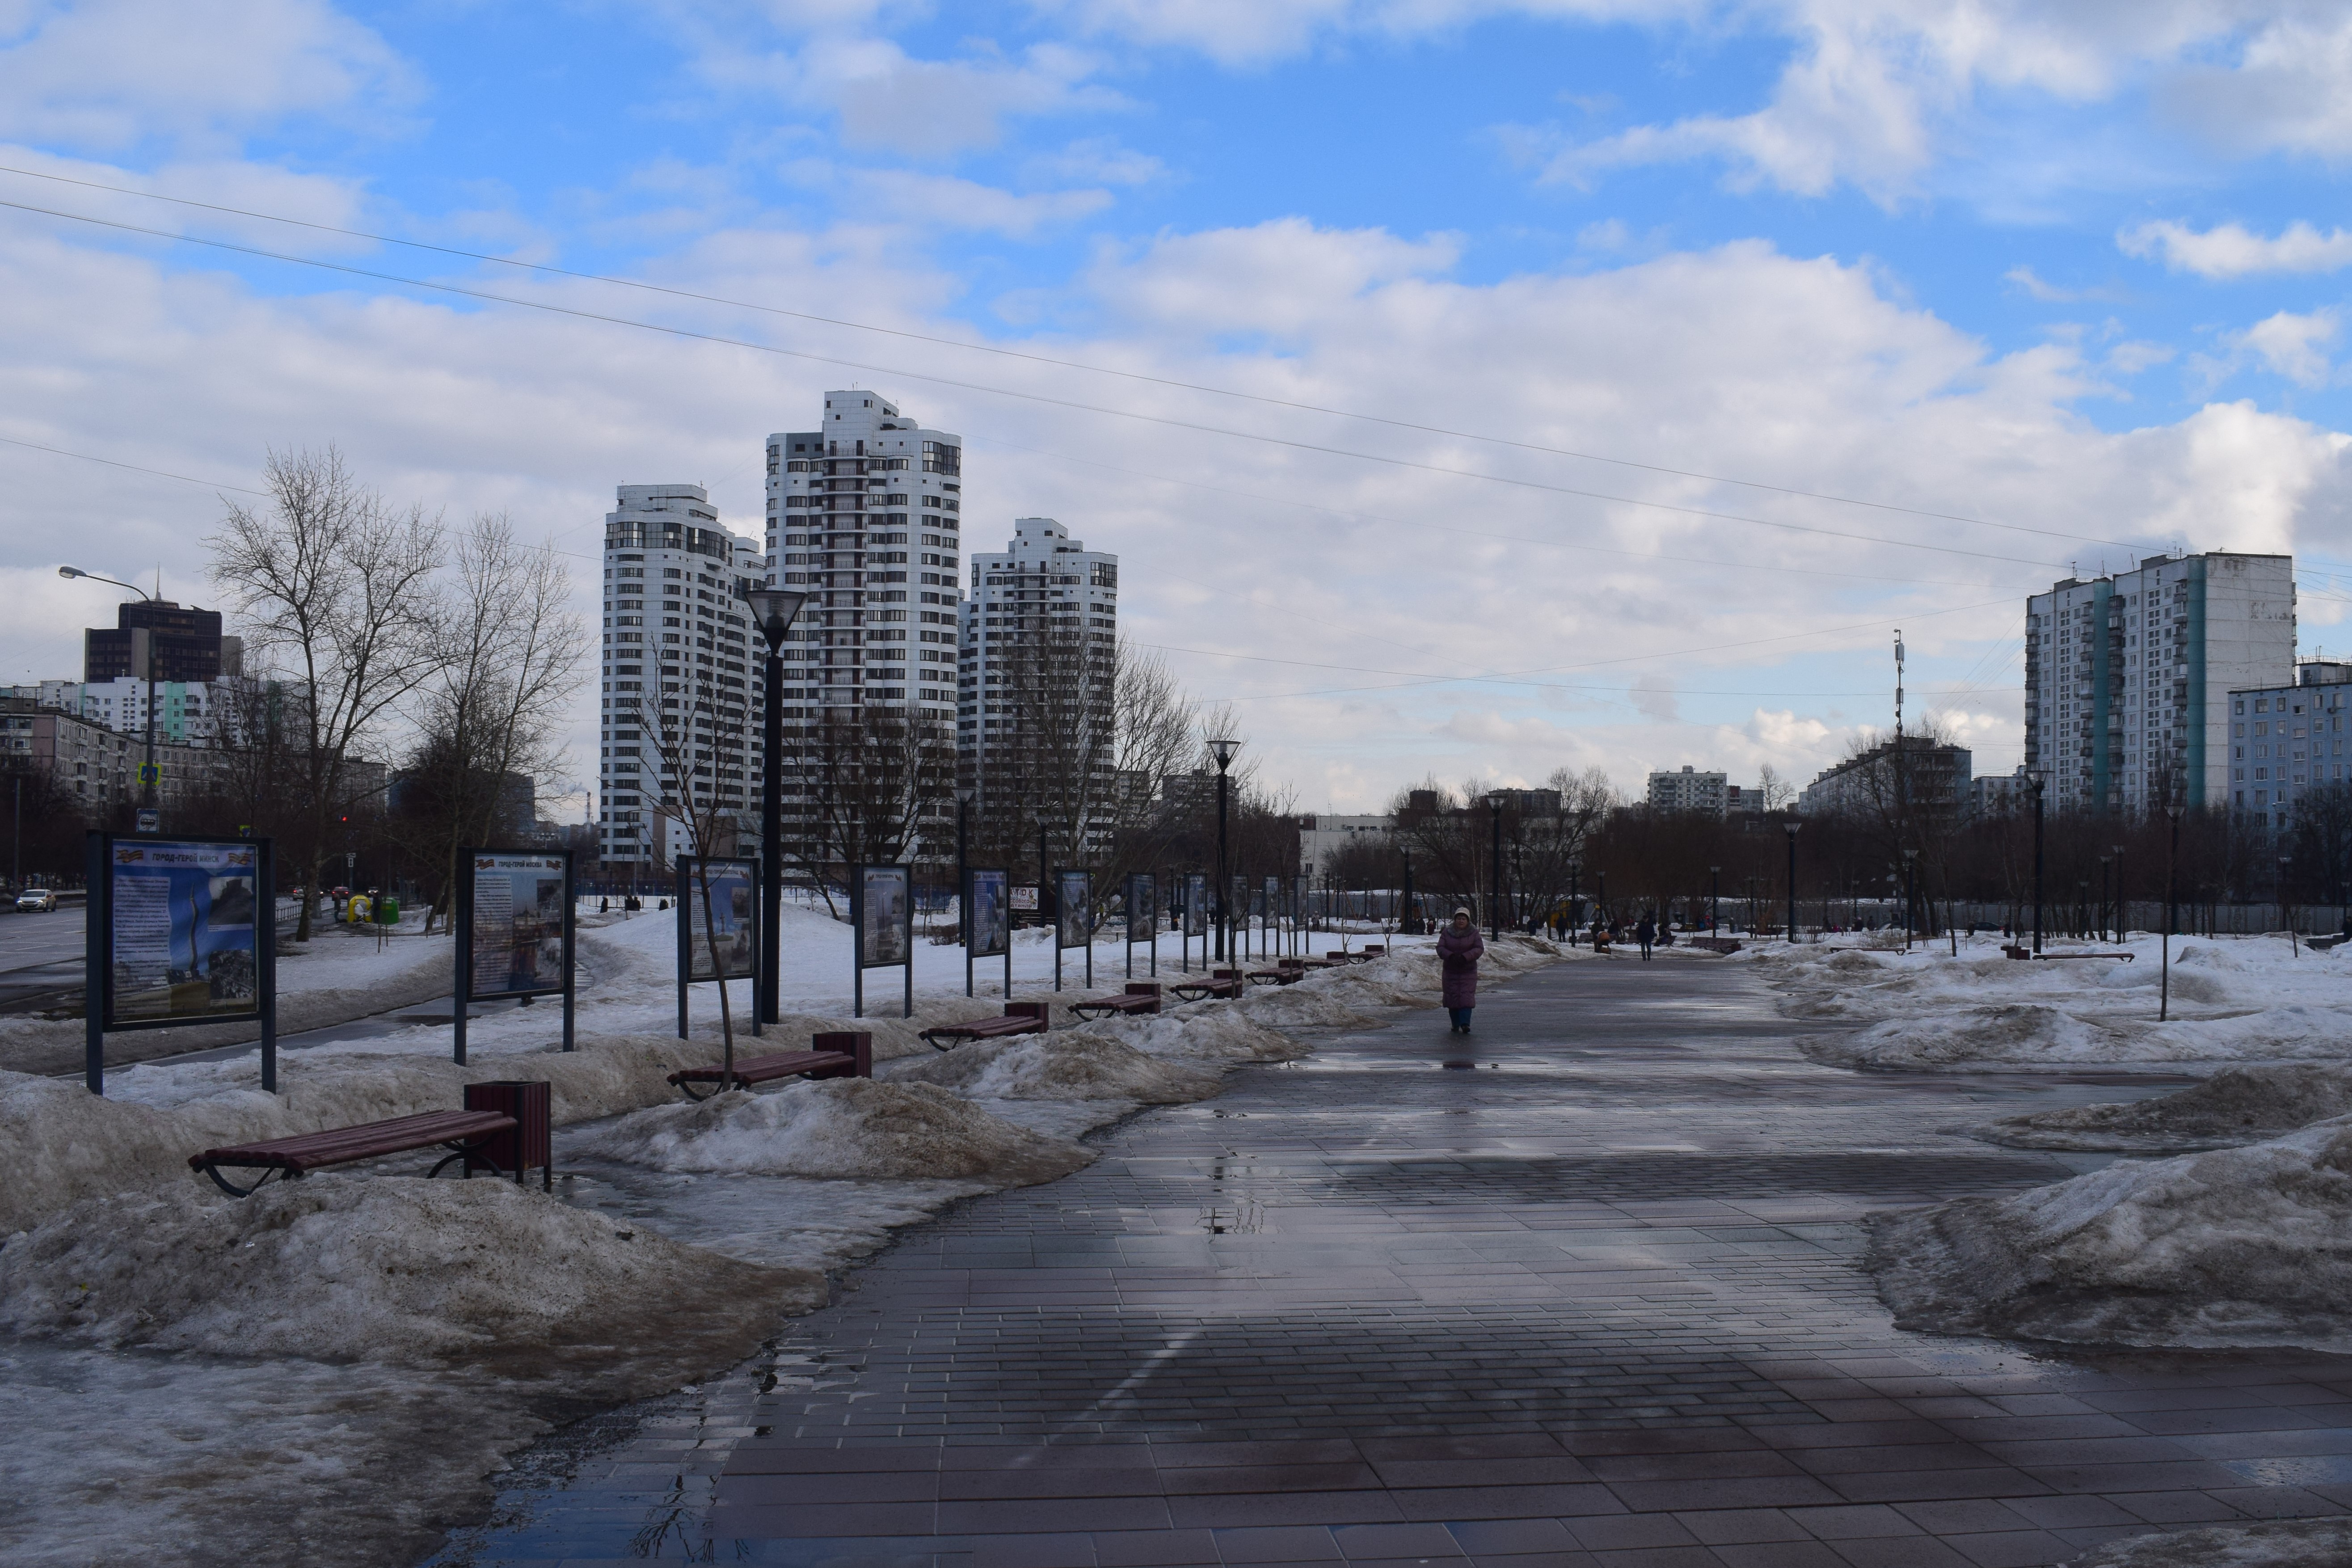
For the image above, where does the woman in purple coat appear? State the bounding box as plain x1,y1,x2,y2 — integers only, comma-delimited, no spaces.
1436,906,1485,1033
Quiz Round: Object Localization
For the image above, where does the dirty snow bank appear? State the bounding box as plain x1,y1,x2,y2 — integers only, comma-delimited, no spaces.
575,1078,1095,1185
0,1176,816,1383
888,1033,1220,1103
1978,1064,2352,1152
2063,1516,2352,1566
1869,1117,2352,1351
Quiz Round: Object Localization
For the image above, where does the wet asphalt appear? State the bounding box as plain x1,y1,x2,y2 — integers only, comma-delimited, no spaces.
423,952,2352,1568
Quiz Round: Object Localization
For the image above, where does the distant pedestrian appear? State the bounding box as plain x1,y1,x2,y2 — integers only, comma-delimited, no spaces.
1635,912,1656,961
1437,907,1484,1034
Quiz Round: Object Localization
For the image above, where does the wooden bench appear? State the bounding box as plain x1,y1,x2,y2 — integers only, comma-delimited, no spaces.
1169,971,1244,1002
668,1031,872,1100
1326,950,1375,965
190,1109,518,1198
919,1001,1050,1053
1361,945,1386,958
2038,952,2135,963
1072,983,1162,1021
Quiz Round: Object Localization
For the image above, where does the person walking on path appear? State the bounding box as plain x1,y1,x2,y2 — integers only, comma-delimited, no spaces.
1635,911,1656,961
1437,906,1484,1033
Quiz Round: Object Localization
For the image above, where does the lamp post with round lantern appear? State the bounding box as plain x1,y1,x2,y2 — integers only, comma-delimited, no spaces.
745,586,809,1027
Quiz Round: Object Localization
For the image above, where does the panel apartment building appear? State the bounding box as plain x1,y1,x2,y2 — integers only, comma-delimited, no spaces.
598,484,766,869
2025,552,2295,814
959,517,1119,835
764,392,964,724
2225,660,2352,824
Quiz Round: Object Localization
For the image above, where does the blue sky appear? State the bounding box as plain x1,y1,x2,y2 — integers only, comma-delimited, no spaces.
5,0,2352,810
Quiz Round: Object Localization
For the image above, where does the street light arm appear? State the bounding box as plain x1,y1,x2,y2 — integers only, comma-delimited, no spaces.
59,566,154,599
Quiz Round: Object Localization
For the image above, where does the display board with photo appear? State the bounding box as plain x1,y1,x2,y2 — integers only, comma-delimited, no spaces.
968,869,1010,958
679,857,757,982
1184,872,1208,937
1125,873,1155,935
857,864,912,970
105,838,265,1028
466,853,569,1001
1056,870,1090,950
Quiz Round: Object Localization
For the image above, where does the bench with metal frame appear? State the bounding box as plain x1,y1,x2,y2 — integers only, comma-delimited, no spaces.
190,1109,522,1198
1071,983,1162,1022
919,1001,1050,1052
668,1031,871,1100
1168,969,1245,1003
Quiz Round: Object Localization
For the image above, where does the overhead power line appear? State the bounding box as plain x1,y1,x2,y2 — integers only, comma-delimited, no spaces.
0,161,2148,554
2,195,2085,569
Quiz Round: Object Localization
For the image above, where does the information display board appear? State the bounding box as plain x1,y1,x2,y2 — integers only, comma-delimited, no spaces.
455,847,575,1064
965,868,1011,998
104,837,264,1030
1011,884,1040,912
88,831,279,1098
1054,868,1092,991
1184,872,1207,936
1125,872,1156,979
1293,873,1311,954
853,863,914,1018
675,856,760,1041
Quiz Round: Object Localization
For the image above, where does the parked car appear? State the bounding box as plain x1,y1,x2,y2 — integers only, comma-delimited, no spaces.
14,889,57,913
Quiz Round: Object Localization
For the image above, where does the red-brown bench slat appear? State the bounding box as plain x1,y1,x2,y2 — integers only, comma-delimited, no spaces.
190,1109,517,1196
919,1002,1050,1052
670,1050,853,1085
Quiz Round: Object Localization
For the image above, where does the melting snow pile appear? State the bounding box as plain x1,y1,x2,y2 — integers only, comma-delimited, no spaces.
1801,1003,2129,1070
888,1034,1219,1103
576,1077,1095,1185
0,1176,814,1388
2064,1517,2352,1566
1980,1064,2352,1152
1869,1117,2352,1351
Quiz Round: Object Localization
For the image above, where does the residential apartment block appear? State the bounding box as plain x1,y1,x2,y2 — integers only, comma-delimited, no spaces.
2225,661,2352,823
959,517,1119,828
0,695,217,813
2025,552,2296,813
765,392,963,725
1647,767,1728,814
598,484,766,868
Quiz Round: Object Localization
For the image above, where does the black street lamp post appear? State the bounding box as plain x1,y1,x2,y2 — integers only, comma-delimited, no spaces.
1210,737,1239,961
1902,848,1919,951
1567,860,1581,946
2031,771,2046,954
1485,791,1506,940
59,566,163,830
2112,841,2127,940
1784,822,1801,943
745,587,809,1027
1709,865,1720,934
2098,855,2111,944
954,785,973,993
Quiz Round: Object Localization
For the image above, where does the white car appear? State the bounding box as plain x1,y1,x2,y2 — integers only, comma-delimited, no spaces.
14,889,56,913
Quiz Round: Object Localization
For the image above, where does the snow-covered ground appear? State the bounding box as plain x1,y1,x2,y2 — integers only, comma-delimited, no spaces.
1740,931,2352,1072
1872,1112,2352,1353
1977,1063,2352,1153
0,909,1561,1567
2065,1516,2352,1565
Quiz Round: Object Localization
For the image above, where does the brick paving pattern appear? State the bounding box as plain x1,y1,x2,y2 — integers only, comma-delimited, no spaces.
433,957,2352,1567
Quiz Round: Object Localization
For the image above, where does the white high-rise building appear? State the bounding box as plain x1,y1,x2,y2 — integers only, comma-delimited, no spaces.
764,392,963,724
598,484,766,868
2025,551,2296,814
959,517,1119,830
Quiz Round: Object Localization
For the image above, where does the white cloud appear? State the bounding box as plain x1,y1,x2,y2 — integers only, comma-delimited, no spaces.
2229,309,2341,390
7,209,2352,807
849,168,1115,235
2120,218,2352,280
0,0,410,151
2161,13,2352,160
1025,136,1167,187
2003,266,2123,303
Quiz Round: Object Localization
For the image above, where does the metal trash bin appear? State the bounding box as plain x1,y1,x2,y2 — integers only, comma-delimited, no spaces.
462,1079,552,1189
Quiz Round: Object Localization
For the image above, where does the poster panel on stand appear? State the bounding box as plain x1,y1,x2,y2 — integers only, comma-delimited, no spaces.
857,865,912,968
1125,871,1155,978
968,869,1011,957
465,852,569,1002
853,863,915,1018
1056,870,1091,949
678,857,758,981
1184,873,1207,937
103,836,265,1030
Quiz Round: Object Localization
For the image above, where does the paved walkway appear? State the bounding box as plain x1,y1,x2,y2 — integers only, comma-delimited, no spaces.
438,955,2352,1568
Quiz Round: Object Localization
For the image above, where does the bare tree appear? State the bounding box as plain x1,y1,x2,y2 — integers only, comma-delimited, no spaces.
209,447,445,941
779,707,957,911
400,514,589,928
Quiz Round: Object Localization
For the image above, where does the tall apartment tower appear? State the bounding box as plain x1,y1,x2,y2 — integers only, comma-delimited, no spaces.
598,484,767,869
763,392,963,724
959,517,1120,832
2024,551,2295,814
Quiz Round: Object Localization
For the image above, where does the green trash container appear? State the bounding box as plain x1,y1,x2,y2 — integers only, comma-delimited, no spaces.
375,894,400,926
